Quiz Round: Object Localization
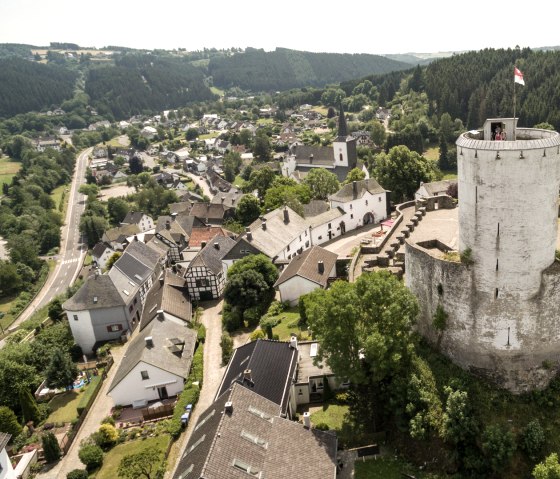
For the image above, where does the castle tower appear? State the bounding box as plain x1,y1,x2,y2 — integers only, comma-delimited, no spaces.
332,103,357,169
405,118,560,392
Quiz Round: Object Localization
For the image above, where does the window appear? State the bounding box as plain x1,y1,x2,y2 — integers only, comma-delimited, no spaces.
107,324,122,333
241,430,268,449
328,223,331,230
248,405,272,422
495,288,499,299
365,200,368,206
305,241,309,248
196,278,209,287
232,459,261,477
318,235,322,240
129,305,134,313
141,370,149,380
497,223,500,237
73,315,78,321
134,298,137,305
378,197,382,202
350,204,352,210
350,214,354,219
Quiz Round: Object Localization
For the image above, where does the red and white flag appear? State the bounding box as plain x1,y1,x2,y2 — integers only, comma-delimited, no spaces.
514,67,525,86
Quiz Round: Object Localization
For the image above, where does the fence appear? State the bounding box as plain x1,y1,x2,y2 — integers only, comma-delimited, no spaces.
141,403,175,421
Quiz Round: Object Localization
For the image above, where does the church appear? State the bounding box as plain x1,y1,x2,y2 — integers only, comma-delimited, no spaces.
281,105,369,182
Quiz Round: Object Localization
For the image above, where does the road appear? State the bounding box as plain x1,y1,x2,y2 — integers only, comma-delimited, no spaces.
6,147,91,331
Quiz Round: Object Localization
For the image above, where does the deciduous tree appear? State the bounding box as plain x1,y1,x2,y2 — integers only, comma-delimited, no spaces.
118,449,165,479
302,168,340,200
46,349,79,389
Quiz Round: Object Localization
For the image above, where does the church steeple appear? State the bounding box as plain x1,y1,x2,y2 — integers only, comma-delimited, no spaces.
338,102,348,137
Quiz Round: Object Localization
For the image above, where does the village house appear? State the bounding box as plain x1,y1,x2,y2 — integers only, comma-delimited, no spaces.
414,179,457,200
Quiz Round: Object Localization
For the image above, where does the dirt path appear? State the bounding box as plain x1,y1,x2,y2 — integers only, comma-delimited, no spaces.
167,300,225,478
37,346,126,478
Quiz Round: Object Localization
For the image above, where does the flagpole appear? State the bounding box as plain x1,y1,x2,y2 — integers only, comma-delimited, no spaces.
513,72,516,141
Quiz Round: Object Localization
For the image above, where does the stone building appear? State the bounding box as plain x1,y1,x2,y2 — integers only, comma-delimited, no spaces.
406,118,560,392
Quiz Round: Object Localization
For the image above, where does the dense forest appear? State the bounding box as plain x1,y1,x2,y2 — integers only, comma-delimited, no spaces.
208,47,410,91
0,58,77,117
85,54,216,119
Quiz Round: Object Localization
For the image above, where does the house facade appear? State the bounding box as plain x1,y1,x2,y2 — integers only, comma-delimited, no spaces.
121,211,155,232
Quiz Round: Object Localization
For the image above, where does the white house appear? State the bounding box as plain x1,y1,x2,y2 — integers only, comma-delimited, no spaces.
63,272,140,355
107,318,197,407
121,211,155,233
141,126,157,139
329,178,389,231
0,432,15,479
92,242,116,270
414,179,457,200
274,246,337,305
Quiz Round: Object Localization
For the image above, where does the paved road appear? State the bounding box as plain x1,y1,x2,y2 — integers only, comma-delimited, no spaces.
184,172,213,199
167,300,225,478
37,346,126,479
6,147,91,331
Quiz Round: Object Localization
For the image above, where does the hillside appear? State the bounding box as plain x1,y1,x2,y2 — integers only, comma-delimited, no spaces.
0,57,78,117
208,47,410,91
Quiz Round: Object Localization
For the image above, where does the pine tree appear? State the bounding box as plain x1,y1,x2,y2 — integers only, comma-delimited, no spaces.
42,431,62,463
438,135,450,171
19,388,40,424
0,406,22,438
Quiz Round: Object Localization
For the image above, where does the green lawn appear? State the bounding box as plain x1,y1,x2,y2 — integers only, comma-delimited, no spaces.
105,136,130,148
312,106,328,116
0,156,21,188
423,146,439,161
354,456,442,479
210,86,224,96
199,132,220,140
233,175,246,188
271,309,310,341
46,390,82,424
0,294,17,332
50,185,69,216
95,435,169,479
310,403,349,431
257,118,274,125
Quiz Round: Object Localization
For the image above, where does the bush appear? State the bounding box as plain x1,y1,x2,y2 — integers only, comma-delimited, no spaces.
432,304,448,331
222,303,243,332
243,306,262,327
67,469,89,479
42,431,61,463
521,419,545,461
78,443,104,470
93,424,119,450
197,324,206,343
267,300,284,316
314,423,330,431
335,392,350,404
220,333,234,365
101,415,115,426
0,406,22,438
481,424,516,472
250,329,265,341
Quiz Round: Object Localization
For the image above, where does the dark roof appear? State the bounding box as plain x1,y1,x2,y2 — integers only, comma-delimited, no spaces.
291,144,333,165
173,383,336,479
215,339,298,415
0,432,11,451
108,318,197,393
92,242,110,259
329,177,386,202
188,235,236,275
303,200,330,218
420,179,457,196
338,102,348,136
274,246,338,288
221,236,264,261
63,274,124,311
102,224,140,243
122,211,150,225
125,240,164,269
189,202,230,221
111,251,152,283
169,202,192,215
140,270,192,330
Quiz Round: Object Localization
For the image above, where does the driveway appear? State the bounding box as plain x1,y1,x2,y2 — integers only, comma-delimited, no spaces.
37,346,126,478
184,172,213,199
167,300,225,478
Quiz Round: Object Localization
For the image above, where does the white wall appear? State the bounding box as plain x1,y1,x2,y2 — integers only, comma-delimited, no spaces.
67,309,97,355
0,446,15,479
109,361,185,406
278,265,336,305
332,140,349,166
330,191,387,231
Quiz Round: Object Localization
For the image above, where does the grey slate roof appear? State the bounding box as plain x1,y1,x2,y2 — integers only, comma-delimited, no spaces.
102,224,140,243
210,189,246,209
291,144,333,165
420,179,457,196
329,177,386,202
274,246,338,288
63,274,124,311
307,206,344,228
122,211,150,225
215,339,298,416
303,199,329,218
173,383,336,479
92,242,110,259
189,202,231,222
188,235,236,275
140,270,192,330
108,317,197,393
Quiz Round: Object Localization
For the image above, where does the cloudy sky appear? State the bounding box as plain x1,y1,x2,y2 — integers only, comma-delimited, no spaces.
1,0,557,54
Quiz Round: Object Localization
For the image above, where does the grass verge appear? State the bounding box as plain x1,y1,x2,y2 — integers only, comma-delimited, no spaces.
271,308,310,341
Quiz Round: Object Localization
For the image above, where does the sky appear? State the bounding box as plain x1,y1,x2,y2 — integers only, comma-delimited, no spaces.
1,0,558,55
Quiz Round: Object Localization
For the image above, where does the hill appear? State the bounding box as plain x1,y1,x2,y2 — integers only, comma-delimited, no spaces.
0,57,78,117
208,47,410,91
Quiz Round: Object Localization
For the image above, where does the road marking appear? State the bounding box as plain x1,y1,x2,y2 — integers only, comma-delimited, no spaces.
61,258,80,265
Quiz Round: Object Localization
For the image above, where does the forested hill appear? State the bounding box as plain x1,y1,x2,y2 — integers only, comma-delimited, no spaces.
85,54,216,119
0,57,78,117
208,47,410,91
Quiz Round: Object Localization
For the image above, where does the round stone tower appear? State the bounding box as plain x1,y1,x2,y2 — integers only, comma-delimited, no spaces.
405,118,560,392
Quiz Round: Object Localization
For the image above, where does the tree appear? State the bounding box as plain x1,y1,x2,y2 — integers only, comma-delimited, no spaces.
79,444,104,471
0,406,22,438
19,388,41,424
223,151,242,182
373,145,440,202
244,166,276,199
118,449,165,479
42,431,62,463
438,135,450,171
105,252,122,271
343,168,366,185
534,453,560,479
79,215,108,248
366,120,386,148
235,195,261,225
185,128,199,141
93,424,119,450
521,419,546,461
129,155,144,175
107,198,131,226
263,180,311,217
48,298,64,321
253,131,271,162
302,168,340,200
78,184,99,201
224,270,270,312
0,261,22,296
46,349,79,389
440,386,478,446
481,424,516,473
221,332,234,364
304,271,418,385
67,470,89,479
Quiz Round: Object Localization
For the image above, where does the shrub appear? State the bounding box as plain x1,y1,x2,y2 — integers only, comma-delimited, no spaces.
222,303,243,332
101,415,115,426
78,444,104,470
243,306,262,327
0,406,22,438
432,304,448,331
314,423,330,431
197,324,206,343
521,419,545,461
221,333,234,365
250,330,265,341
267,301,284,316
67,469,88,479
460,247,474,265
93,424,119,450
335,392,350,404
481,424,516,472
42,432,61,463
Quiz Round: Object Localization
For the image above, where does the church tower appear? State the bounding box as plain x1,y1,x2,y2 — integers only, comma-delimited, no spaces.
332,103,357,169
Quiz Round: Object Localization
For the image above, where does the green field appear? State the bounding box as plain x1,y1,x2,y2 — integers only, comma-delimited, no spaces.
354,456,442,479
199,132,220,140
310,403,349,431
46,390,82,424
0,156,21,188
94,435,169,479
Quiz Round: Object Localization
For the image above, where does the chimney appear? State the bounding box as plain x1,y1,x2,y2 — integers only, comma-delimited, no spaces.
171,212,178,221
145,336,153,348
245,227,253,242
166,220,171,230
290,334,298,350
318,260,324,274
201,241,207,249
283,207,289,223
214,242,220,250
261,219,267,231
232,198,235,206
159,275,164,286
224,401,233,414
303,411,311,429
309,154,313,164
352,181,358,199
95,268,100,278
157,309,164,319
221,196,225,204
243,369,254,387
134,235,138,241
